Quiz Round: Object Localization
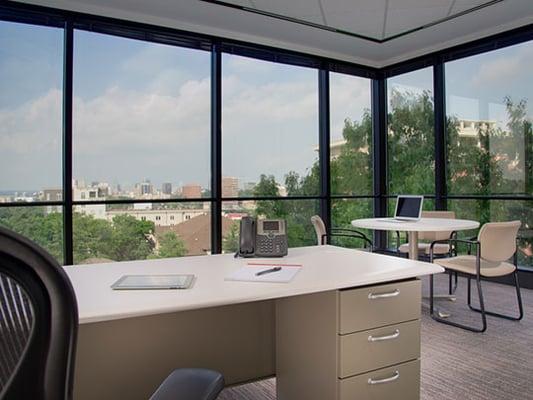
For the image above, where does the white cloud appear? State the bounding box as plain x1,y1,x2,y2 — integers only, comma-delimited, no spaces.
1,62,373,190
471,45,533,89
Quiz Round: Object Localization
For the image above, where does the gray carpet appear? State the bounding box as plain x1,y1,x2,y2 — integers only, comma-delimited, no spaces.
219,274,533,400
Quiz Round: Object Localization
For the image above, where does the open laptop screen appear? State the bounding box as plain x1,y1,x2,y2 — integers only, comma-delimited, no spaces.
395,196,423,219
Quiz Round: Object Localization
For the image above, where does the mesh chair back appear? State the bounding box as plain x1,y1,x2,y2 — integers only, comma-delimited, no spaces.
0,227,78,400
478,220,521,262
0,273,34,394
311,215,327,245
419,211,456,242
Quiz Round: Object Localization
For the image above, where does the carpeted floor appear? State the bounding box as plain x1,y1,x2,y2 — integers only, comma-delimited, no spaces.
219,274,533,400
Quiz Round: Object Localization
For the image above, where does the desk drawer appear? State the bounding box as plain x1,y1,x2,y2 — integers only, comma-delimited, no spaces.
339,280,421,334
339,319,420,378
339,359,420,400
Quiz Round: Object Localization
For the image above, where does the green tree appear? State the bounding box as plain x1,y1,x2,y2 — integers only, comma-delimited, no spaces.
72,212,113,264
107,214,155,261
222,222,239,253
157,231,187,258
0,207,63,262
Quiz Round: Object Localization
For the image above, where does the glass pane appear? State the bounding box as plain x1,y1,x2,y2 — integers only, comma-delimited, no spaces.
330,73,372,195
0,206,63,264
73,202,210,264
331,198,373,248
387,68,434,195
446,42,533,195
222,54,319,197
448,199,532,269
73,31,211,201
0,21,63,201
221,199,318,253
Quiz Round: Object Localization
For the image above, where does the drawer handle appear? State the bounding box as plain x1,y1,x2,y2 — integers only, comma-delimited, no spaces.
368,371,400,385
368,289,400,300
368,329,400,342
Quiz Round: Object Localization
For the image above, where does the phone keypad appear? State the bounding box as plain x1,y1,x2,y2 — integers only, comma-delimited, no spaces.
256,235,287,257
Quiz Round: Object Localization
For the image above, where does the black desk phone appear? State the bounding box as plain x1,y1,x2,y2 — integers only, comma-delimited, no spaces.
237,217,288,258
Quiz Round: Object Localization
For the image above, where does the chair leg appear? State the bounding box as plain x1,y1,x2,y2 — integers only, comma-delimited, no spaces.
431,274,487,333
468,271,524,321
448,270,458,295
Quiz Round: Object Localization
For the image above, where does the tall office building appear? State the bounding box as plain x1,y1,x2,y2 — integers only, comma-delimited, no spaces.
182,184,202,199
162,182,172,195
222,176,239,198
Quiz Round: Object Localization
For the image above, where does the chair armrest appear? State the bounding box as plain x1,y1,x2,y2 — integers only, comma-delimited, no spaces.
429,238,481,274
329,232,373,250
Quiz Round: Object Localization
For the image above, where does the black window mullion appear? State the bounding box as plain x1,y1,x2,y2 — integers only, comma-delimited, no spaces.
62,19,74,265
372,77,388,249
318,69,331,236
434,62,447,210
211,42,222,254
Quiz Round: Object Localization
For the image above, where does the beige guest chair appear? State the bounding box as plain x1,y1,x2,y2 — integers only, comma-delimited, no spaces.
311,215,373,251
429,220,524,333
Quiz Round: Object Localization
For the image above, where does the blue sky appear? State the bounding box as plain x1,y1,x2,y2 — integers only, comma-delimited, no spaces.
1,20,532,192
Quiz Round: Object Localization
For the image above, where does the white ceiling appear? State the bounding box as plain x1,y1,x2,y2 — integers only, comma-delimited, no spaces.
16,0,533,67
222,0,494,41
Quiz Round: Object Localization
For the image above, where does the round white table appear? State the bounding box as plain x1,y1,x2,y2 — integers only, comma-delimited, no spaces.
351,217,480,260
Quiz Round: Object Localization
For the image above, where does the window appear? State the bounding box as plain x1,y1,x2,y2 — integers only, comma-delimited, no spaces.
330,72,372,196
446,42,533,196
0,20,64,263
222,54,319,198
387,68,434,196
73,30,211,202
67,30,212,263
446,43,533,269
0,21,63,201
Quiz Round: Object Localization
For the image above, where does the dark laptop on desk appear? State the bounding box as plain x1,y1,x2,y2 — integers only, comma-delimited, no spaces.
387,195,424,222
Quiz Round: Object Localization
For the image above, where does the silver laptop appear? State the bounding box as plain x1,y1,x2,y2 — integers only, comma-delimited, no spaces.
392,195,424,221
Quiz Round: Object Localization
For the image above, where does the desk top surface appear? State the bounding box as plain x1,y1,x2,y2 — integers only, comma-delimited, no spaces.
352,217,480,232
64,245,443,324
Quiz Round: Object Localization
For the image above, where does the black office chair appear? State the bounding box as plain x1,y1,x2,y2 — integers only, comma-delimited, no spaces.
0,226,224,400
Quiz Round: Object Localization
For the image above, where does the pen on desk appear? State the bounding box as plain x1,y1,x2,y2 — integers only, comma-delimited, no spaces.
255,266,282,276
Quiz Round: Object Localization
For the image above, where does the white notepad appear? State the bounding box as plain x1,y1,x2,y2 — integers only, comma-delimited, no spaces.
225,265,301,283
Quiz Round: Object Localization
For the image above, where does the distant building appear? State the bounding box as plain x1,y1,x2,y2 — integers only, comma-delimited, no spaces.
73,183,106,219
182,184,202,199
456,119,497,138
42,188,62,202
42,188,61,213
136,180,153,196
222,176,239,198
106,208,206,227
162,182,172,195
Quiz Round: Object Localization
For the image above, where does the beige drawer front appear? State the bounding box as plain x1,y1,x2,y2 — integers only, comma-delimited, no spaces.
339,280,421,334
339,359,420,400
339,319,420,378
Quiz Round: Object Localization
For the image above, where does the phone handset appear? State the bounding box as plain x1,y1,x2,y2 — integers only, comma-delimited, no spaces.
237,216,256,258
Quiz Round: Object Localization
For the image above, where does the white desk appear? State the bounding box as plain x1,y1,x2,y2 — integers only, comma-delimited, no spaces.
65,245,443,400
351,217,480,259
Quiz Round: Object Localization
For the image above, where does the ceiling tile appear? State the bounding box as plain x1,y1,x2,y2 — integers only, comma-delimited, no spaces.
251,0,325,25
323,0,386,38
385,4,450,37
